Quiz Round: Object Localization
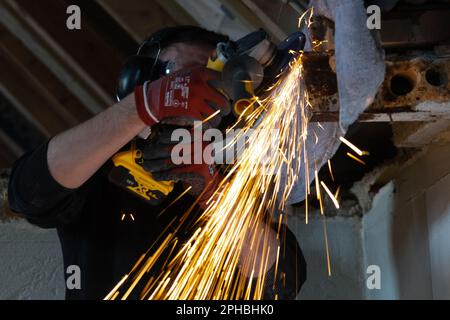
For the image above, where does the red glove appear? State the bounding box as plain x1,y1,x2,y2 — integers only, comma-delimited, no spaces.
134,66,229,128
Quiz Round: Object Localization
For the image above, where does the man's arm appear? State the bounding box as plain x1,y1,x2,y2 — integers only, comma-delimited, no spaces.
8,93,145,227
48,94,146,189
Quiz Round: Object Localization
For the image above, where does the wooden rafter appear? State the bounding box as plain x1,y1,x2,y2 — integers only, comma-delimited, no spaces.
0,24,92,125
0,43,69,137
14,0,123,99
1,0,111,112
96,0,179,42
154,0,198,27
220,0,286,42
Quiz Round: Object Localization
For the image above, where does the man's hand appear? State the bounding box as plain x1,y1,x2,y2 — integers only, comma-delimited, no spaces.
140,127,221,207
134,66,230,128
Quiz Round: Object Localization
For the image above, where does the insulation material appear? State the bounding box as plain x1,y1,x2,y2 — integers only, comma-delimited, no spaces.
333,1,385,131
309,0,386,131
285,0,385,205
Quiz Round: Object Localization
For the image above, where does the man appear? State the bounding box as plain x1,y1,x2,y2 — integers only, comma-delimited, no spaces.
8,26,306,300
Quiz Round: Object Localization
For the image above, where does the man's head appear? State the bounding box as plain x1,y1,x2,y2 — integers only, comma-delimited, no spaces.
116,26,229,100
157,42,216,73
141,26,229,72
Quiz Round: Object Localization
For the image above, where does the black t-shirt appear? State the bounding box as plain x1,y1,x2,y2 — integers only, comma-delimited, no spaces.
8,142,306,300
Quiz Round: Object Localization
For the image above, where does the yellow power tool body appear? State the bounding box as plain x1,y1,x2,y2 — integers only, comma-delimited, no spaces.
109,140,175,206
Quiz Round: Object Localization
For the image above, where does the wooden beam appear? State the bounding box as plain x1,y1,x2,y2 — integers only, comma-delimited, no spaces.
220,0,286,42
175,0,252,40
154,0,198,27
14,0,123,99
0,43,70,137
76,0,139,57
241,0,288,40
0,41,80,131
1,0,110,112
0,89,46,152
96,0,179,42
0,24,92,125
246,0,303,34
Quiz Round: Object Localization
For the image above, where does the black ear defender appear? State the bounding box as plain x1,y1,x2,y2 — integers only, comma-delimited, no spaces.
116,26,230,102
116,28,171,102
116,55,168,101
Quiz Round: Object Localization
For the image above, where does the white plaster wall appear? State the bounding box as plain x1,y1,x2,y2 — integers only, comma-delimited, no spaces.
1,207,366,300
362,142,450,300
426,174,450,299
0,219,64,300
290,141,450,300
288,214,366,300
362,183,399,299
362,183,433,299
